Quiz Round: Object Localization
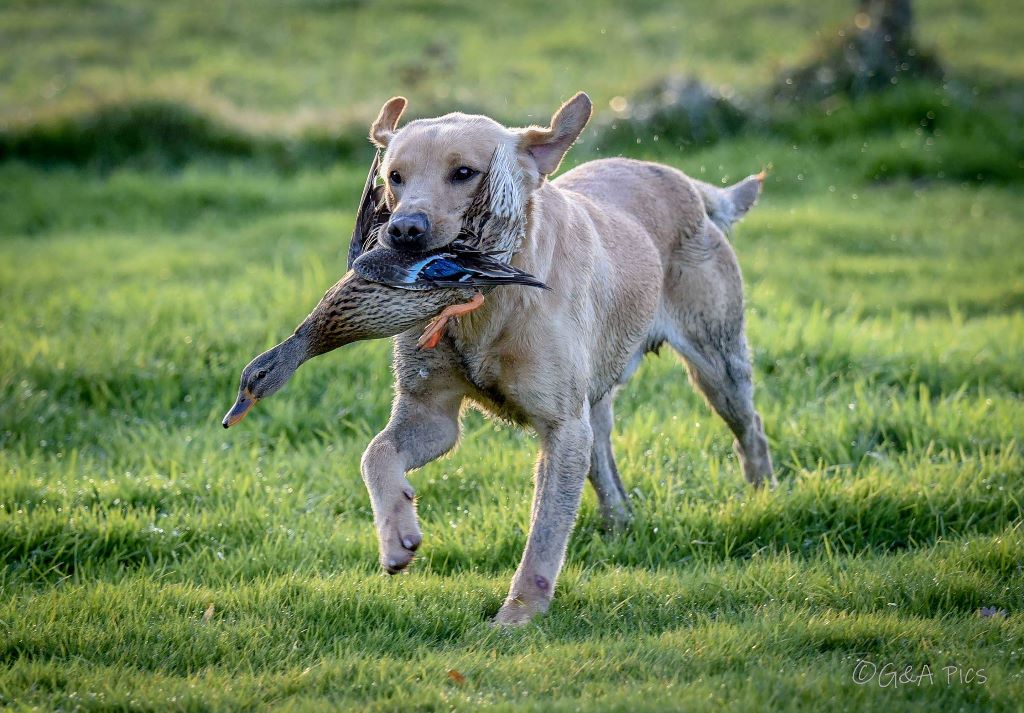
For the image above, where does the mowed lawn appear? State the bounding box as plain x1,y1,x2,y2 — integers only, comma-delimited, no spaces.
2,1,1024,711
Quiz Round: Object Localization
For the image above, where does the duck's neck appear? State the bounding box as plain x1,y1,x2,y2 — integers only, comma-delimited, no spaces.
276,329,317,368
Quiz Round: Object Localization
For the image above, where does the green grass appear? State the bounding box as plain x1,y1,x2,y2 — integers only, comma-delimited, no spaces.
3,135,1022,710
2,1,1024,711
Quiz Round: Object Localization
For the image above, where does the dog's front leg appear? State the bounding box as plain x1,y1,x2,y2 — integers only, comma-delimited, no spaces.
494,407,593,626
360,390,461,573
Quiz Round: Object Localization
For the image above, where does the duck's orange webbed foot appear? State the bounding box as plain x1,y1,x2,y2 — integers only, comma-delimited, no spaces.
417,292,485,350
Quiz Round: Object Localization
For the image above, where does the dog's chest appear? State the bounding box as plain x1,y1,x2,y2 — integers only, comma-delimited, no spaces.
447,333,532,424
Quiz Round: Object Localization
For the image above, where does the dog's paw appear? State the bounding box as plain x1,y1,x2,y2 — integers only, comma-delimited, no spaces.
377,485,422,574
491,594,549,627
599,503,633,533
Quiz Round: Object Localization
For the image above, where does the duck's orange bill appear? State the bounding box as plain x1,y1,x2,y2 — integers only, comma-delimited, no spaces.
222,394,256,428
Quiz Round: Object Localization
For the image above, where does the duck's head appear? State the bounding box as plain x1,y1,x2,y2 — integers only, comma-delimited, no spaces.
222,338,306,428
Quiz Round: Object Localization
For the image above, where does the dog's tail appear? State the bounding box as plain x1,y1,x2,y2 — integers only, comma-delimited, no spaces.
694,170,766,235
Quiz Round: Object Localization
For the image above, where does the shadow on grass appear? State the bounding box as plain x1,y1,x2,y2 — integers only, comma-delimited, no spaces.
3,446,1019,587
2,533,1019,672
0,100,369,173
2,78,1021,185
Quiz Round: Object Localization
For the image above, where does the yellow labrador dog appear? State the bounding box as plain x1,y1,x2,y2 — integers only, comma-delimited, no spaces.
357,92,774,625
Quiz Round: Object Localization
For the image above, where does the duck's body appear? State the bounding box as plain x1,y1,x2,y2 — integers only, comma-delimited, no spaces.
222,271,469,427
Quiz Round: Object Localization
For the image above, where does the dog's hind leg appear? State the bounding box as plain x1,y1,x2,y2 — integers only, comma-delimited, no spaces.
587,392,632,530
667,320,775,488
659,207,775,488
667,323,770,487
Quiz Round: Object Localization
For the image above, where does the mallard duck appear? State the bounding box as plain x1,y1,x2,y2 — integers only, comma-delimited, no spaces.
222,148,542,428
222,271,468,427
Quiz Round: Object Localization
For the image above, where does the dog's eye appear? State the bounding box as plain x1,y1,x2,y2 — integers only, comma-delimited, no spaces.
388,171,403,185
450,166,478,182
255,369,268,380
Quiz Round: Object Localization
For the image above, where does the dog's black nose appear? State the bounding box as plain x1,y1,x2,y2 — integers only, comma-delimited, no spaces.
387,212,430,250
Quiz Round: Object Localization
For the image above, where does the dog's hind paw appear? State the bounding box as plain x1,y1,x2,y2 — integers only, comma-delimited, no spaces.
599,503,633,532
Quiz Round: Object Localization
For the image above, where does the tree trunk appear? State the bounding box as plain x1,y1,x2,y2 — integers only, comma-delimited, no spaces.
774,0,941,102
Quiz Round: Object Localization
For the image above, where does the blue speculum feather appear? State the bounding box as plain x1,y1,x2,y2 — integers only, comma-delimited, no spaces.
420,258,466,281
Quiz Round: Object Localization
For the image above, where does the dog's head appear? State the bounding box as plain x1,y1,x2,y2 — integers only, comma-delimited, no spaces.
367,92,592,253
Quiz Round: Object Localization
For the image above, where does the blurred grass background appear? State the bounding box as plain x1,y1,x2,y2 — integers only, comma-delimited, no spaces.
1,1,1023,711
2,0,1021,128
0,0,868,127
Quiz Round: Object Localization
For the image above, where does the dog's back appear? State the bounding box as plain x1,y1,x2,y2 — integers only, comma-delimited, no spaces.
554,157,762,261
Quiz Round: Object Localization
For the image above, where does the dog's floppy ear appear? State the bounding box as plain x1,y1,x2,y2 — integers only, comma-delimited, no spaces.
519,92,592,177
370,96,407,148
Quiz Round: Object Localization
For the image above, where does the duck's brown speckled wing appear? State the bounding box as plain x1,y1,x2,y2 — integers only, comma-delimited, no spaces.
347,150,391,269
